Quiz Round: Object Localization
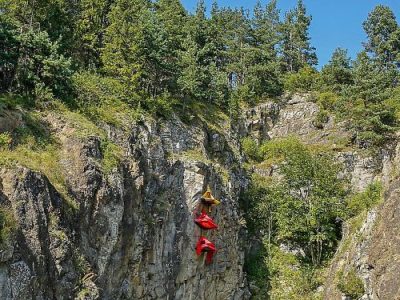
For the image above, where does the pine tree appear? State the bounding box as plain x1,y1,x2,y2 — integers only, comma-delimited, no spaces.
155,0,187,94
178,0,223,103
102,0,174,100
321,48,353,91
0,17,19,91
352,51,396,103
247,0,282,97
280,0,317,72
363,5,400,68
74,0,112,68
0,0,78,53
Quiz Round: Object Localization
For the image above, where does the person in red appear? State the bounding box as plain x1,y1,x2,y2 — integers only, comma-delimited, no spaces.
196,236,216,264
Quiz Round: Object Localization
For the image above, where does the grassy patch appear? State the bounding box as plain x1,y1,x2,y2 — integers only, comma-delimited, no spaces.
101,140,124,174
0,206,17,246
337,268,364,299
0,93,33,113
0,144,78,210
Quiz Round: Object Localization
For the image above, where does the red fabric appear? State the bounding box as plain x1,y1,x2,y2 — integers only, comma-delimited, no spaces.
194,212,218,230
196,236,216,264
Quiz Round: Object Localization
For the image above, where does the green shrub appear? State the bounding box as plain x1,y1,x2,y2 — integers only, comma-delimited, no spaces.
347,182,382,217
146,92,177,118
313,110,330,129
337,268,364,299
0,206,16,245
241,137,262,162
317,91,339,110
0,132,12,149
284,66,320,93
72,72,140,127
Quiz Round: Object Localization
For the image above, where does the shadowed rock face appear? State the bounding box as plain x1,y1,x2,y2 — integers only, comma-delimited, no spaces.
0,116,250,299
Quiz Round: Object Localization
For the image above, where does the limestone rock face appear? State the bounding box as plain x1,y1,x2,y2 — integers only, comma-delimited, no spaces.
0,115,249,299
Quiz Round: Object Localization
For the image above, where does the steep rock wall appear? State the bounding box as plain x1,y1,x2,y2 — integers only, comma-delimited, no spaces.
0,114,250,299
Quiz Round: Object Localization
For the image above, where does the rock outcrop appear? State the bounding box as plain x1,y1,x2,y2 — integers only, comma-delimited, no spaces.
0,113,250,299
2,93,400,300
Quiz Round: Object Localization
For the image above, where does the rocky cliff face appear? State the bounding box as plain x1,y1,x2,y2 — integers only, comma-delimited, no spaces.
2,94,400,299
0,111,250,299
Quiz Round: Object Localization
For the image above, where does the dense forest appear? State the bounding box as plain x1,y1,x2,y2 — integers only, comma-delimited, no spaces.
1,0,400,299
1,0,400,146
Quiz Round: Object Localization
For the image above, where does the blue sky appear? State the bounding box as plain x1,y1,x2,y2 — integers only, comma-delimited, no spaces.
180,0,400,68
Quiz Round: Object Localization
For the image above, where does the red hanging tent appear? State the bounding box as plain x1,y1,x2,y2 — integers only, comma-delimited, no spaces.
194,212,218,230
196,236,216,264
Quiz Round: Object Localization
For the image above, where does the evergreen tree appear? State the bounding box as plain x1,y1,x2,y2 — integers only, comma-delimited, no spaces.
280,0,317,72
352,51,396,103
155,0,187,51
0,0,78,53
178,0,223,103
321,48,353,92
363,5,400,68
74,0,112,68
15,29,72,99
246,0,282,97
102,0,174,100
0,17,19,91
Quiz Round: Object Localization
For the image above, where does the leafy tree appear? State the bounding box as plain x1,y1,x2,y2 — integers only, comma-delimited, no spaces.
321,48,353,92
363,5,400,68
280,0,317,72
261,138,345,266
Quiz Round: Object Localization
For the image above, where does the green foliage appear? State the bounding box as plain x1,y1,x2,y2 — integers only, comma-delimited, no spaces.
0,206,16,246
280,0,317,72
0,132,12,150
241,137,262,162
351,51,396,104
268,246,323,300
313,110,329,129
363,5,400,67
284,66,320,93
346,182,382,217
320,48,353,92
316,91,339,111
72,72,140,127
245,246,269,299
102,0,178,100
101,140,123,175
337,268,365,299
259,138,346,266
1,27,73,100
0,18,19,92
73,0,112,67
